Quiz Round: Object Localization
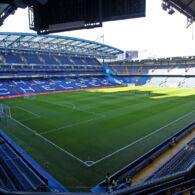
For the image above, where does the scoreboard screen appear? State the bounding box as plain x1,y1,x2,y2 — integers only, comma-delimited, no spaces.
29,0,146,34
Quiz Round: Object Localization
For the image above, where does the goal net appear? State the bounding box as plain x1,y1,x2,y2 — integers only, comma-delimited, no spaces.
24,95,36,100
0,104,11,126
127,83,135,87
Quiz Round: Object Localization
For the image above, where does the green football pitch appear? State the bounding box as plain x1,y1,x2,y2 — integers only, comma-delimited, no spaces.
0,86,195,191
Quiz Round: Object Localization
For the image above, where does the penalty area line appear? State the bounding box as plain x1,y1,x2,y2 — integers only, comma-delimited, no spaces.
40,116,104,135
88,110,195,167
15,106,40,117
36,99,104,118
10,117,90,167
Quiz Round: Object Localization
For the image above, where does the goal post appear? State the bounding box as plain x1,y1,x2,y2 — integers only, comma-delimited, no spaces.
0,104,11,126
0,104,11,118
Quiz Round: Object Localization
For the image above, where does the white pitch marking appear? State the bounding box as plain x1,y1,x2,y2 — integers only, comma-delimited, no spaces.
36,99,104,117
40,116,103,135
20,117,40,122
10,117,89,167
37,99,76,110
15,106,40,117
89,110,195,167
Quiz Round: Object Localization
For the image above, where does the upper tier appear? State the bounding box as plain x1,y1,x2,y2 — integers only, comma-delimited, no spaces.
0,51,101,67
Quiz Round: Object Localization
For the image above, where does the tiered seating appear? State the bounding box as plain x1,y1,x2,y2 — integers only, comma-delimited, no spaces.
165,77,184,88
113,66,126,74
9,80,41,94
182,77,195,88
56,56,73,65
141,66,153,74
71,57,85,65
3,52,23,64
169,65,186,75
0,68,104,79
0,81,18,96
22,53,42,65
109,64,195,76
127,66,140,74
142,77,165,86
108,62,195,88
0,136,47,191
41,54,58,66
0,76,115,97
0,50,118,98
136,76,151,85
85,58,101,66
0,51,102,67
187,64,195,74
112,75,195,88
146,138,195,181
152,65,171,75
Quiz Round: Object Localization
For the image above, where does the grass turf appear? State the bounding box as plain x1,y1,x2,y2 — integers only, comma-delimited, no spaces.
0,86,194,191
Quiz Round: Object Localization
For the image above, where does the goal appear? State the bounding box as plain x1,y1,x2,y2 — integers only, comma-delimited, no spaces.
24,95,36,100
0,104,11,126
126,83,135,87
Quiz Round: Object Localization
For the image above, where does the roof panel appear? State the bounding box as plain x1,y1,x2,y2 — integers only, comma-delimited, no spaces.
32,36,45,42
42,37,55,43
0,32,123,58
21,36,34,41
50,38,62,43
70,40,83,46
0,35,7,41
6,35,20,41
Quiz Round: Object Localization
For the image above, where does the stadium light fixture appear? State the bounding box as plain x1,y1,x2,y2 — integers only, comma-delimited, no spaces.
161,2,168,11
162,1,175,15
168,8,175,15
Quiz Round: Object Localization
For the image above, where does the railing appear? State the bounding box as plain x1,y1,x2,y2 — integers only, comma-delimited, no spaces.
0,133,48,186
99,121,195,186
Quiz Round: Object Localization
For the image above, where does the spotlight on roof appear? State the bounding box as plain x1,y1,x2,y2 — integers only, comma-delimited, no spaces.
168,8,175,15
161,2,168,11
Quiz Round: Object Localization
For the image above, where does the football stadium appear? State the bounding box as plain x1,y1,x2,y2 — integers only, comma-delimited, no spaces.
0,0,194,195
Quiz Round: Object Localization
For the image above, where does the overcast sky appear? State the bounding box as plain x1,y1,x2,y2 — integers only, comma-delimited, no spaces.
0,0,194,58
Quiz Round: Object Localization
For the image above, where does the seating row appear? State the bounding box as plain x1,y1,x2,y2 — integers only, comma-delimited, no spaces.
0,76,116,97
113,76,195,88
0,137,47,191
146,138,195,181
0,52,101,66
109,64,195,75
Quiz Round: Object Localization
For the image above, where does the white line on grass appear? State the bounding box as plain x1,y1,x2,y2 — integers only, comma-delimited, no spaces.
36,99,104,117
40,116,103,135
88,110,195,167
10,117,90,167
15,106,40,117
36,99,76,109
20,117,40,122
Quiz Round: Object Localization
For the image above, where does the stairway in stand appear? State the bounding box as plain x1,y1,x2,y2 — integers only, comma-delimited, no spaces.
185,64,191,72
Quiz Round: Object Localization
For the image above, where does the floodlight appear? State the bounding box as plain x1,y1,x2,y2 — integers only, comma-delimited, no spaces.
161,2,167,11
168,8,175,15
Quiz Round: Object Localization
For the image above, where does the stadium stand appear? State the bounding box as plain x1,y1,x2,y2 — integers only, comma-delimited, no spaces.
0,33,124,98
145,138,195,181
0,130,67,192
0,33,194,195
107,60,195,88
0,52,118,97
